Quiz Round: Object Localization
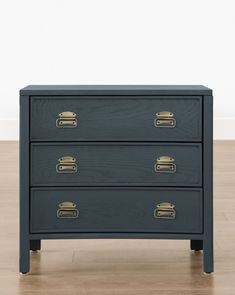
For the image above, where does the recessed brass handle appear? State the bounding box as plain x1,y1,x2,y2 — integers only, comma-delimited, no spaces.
154,202,176,219
56,111,78,128
56,156,78,173
154,111,176,128
57,202,79,218
154,156,176,173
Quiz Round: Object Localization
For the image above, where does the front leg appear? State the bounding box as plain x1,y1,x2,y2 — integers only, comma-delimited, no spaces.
203,238,214,273
20,238,30,274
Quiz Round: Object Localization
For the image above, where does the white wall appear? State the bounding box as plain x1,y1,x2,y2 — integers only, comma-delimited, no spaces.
0,0,234,140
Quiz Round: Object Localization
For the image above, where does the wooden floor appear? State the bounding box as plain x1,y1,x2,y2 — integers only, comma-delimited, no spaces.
0,141,235,294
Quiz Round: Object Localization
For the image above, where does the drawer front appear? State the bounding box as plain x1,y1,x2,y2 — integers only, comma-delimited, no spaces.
31,143,202,186
30,188,203,233
30,96,202,141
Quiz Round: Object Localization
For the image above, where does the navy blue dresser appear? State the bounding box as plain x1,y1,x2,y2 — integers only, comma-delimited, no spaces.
20,85,213,273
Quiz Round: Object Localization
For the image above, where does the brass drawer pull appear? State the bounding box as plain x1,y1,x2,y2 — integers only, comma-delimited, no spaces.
57,202,79,218
56,156,77,173
56,111,78,128
154,111,176,128
154,156,176,173
154,202,176,219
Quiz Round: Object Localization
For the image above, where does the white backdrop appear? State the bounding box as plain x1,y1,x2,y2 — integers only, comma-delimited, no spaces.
0,0,234,140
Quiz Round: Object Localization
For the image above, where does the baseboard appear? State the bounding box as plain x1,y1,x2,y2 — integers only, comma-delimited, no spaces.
0,118,235,140
214,118,235,140
0,119,19,140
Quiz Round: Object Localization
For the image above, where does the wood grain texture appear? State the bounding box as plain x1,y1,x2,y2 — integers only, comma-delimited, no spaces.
20,84,213,96
31,97,202,141
31,143,202,186
30,188,202,233
203,96,213,273
19,96,30,273
0,141,234,294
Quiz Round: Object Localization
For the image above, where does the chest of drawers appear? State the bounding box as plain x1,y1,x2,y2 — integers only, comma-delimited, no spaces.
20,85,213,274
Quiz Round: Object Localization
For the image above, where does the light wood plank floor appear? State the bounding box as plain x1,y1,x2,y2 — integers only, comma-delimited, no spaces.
0,141,234,295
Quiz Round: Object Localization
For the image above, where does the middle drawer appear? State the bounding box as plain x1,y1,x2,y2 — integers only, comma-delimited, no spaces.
31,143,202,186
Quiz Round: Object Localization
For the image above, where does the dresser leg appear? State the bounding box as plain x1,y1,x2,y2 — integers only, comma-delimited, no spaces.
203,238,214,273
30,240,41,251
20,239,30,274
190,240,203,251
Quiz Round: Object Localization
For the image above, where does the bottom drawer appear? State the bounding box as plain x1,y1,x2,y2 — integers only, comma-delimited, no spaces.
30,188,202,234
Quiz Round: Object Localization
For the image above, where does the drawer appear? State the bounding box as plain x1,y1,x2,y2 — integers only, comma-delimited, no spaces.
30,96,202,141
30,188,203,233
31,143,202,186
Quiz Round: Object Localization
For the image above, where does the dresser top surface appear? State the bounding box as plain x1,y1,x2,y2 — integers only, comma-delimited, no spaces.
20,85,212,96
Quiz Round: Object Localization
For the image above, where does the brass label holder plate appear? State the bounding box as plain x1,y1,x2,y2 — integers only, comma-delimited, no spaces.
56,111,78,128
154,156,176,173
154,111,176,128
154,202,176,219
57,202,79,218
56,156,78,173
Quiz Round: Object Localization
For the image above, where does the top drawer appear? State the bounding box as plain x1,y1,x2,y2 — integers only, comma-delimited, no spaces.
30,96,202,141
